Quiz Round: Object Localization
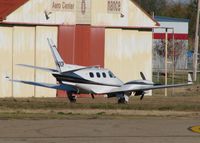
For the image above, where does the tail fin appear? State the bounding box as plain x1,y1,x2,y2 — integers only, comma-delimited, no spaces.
47,38,65,73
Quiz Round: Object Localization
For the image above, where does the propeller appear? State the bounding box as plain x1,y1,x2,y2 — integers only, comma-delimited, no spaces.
140,72,146,80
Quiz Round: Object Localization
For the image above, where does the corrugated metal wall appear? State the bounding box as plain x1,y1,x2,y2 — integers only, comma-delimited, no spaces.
57,25,105,97
35,26,58,97
91,0,156,27
0,27,13,97
0,25,58,98
74,25,91,66
58,25,105,67
13,27,35,97
90,27,105,66
105,28,152,82
4,0,157,27
58,26,75,64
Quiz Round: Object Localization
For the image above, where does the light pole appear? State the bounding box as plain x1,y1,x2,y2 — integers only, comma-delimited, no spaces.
193,0,200,81
165,28,168,97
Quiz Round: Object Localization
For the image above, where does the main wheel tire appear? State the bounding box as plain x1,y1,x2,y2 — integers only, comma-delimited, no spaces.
67,93,77,103
118,98,127,104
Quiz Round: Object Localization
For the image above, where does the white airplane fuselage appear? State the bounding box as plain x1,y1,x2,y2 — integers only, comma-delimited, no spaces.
52,68,124,94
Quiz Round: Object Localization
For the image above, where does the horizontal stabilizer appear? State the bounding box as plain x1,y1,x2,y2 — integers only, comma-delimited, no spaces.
17,64,58,73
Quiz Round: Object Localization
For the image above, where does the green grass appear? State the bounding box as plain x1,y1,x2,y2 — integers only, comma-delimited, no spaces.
0,84,199,119
0,94,200,111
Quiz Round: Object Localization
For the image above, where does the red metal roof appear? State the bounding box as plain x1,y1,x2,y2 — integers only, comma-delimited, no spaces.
0,0,28,21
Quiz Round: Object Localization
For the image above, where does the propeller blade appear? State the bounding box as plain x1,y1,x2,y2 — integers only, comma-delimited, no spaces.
140,72,146,80
140,94,144,100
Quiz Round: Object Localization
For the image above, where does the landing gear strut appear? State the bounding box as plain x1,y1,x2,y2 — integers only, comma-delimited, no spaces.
117,94,129,104
118,97,127,104
67,92,76,103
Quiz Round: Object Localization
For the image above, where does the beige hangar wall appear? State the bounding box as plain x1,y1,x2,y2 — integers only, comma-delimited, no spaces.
12,27,35,97
0,27,13,97
91,0,156,27
5,0,157,27
5,0,77,25
105,28,152,82
35,26,57,97
0,26,58,98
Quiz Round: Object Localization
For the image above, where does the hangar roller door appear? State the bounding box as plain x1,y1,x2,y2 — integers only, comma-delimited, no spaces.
0,27,13,97
105,28,152,82
0,26,58,98
13,27,35,97
35,26,57,97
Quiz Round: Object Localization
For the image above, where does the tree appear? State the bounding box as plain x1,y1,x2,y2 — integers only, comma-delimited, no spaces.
133,0,198,49
134,0,167,16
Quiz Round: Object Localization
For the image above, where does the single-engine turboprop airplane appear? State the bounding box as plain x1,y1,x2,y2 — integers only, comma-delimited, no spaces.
7,39,193,104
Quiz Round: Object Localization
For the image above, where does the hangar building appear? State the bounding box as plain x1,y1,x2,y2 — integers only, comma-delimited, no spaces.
0,0,158,98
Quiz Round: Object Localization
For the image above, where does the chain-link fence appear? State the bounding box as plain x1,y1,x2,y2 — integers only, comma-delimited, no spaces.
152,36,200,96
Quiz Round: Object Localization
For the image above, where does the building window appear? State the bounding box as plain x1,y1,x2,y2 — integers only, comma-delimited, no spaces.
102,72,106,78
89,72,94,78
96,72,101,78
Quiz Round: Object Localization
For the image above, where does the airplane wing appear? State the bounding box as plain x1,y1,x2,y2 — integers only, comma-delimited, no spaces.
8,78,77,92
108,83,192,94
17,64,59,73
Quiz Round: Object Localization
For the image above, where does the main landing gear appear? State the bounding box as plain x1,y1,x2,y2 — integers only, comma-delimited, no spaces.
67,92,76,103
118,97,127,104
117,94,129,104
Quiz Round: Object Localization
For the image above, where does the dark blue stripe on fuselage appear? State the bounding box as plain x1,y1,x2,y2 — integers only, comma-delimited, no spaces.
52,73,120,87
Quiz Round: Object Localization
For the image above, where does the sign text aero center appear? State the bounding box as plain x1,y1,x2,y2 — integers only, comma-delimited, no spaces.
107,0,121,14
51,0,75,11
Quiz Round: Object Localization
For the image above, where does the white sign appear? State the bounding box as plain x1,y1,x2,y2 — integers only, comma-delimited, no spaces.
51,0,75,11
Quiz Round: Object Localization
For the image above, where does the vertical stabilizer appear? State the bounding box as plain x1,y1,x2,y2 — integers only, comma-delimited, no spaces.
47,38,64,73
47,38,85,73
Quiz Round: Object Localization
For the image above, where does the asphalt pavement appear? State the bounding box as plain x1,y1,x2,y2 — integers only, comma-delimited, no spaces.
0,118,199,143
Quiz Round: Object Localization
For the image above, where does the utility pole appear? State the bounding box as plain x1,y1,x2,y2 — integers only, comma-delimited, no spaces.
193,0,200,81
165,28,168,97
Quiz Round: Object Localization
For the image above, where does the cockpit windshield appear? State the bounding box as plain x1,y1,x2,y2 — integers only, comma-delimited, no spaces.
108,71,116,78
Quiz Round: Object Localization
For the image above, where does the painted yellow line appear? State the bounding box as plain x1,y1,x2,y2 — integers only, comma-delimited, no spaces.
189,125,200,134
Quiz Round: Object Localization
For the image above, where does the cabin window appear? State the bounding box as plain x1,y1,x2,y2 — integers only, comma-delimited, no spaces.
102,72,106,78
96,72,101,78
89,72,94,78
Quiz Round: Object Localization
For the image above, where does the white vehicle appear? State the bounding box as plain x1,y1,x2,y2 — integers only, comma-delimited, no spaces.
7,39,193,104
